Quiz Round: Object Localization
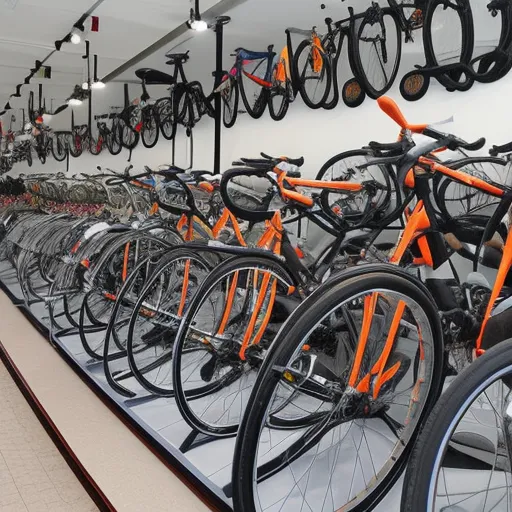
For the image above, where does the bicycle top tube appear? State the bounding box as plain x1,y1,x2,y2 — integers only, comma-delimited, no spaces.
235,48,274,61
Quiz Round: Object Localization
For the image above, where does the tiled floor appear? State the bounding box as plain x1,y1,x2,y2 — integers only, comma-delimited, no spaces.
0,360,98,512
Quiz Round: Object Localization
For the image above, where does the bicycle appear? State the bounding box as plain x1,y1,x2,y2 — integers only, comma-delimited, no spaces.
230,97,510,512
170,153,397,433
400,0,512,100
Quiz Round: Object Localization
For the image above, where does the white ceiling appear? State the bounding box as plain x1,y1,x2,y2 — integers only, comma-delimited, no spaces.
0,0,221,118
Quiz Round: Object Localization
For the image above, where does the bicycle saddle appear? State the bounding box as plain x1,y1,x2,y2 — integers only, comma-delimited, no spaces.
189,170,213,178
165,52,190,65
135,68,175,85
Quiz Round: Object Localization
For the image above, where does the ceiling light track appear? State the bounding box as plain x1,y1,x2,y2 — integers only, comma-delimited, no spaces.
0,0,107,116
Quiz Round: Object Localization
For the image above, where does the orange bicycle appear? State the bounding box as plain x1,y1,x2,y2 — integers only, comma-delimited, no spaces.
232,97,512,512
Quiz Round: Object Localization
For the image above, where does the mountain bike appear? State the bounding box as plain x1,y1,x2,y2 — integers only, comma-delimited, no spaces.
230,97,511,512
400,0,512,100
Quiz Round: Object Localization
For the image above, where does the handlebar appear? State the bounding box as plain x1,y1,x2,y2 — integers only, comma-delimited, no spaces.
489,141,512,157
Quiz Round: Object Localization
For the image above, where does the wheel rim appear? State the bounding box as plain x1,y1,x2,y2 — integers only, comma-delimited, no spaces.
249,286,436,511
176,265,292,432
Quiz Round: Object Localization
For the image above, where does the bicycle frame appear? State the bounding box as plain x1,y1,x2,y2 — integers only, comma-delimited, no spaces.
232,47,276,89
373,96,512,360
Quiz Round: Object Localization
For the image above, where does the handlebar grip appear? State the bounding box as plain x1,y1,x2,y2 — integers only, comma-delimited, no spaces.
287,171,301,178
490,140,512,156
459,137,486,152
288,156,305,167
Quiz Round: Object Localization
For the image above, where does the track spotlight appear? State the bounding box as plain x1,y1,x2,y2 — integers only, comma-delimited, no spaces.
70,28,82,44
91,55,105,89
68,98,83,106
187,1,208,31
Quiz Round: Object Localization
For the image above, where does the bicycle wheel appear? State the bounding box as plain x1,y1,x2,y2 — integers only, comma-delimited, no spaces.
172,256,297,437
239,69,268,119
351,7,402,99
126,248,213,396
141,105,159,149
67,132,82,158
220,76,239,128
154,97,176,141
268,74,291,122
293,39,332,109
232,265,444,512
316,149,378,181
107,120,123,156
423,0,474,90
435,158,508,221
402,338,512,512
469,0,512,84
51,134,67,162
89,134,103,156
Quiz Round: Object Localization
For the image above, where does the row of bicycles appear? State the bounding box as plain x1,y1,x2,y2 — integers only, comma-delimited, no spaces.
2,97,512,510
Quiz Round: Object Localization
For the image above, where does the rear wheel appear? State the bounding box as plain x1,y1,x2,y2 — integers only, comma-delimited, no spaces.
232,266,444,512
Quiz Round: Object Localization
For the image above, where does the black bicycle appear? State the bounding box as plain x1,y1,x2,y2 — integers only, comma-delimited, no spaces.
401,0,512,100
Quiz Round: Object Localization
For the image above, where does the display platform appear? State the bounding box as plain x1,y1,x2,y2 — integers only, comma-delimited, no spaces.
0,258,406,512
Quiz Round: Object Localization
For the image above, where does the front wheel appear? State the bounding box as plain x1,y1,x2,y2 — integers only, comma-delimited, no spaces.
402,338,512,512
351,7,402,99
233,265,444,512
293,39,332,109
172,256,297,437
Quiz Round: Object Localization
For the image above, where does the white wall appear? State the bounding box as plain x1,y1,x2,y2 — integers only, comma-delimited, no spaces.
6,0,512,180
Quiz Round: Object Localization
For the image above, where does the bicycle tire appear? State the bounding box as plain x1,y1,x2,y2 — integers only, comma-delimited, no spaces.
121,120,139,150
89,135,103,156
222,77,239,128
107,120,123,156
26,148,32,167
68,133,82,158
267,84,290,121
126,247,213,396
141,105,160,149
401,338,512,511
322,28,345,110
470,1,512,84
238,71,268,119
351,7,402,99
232,265,444,512
423,0,474,90
155,97,176,141
315,148,376,181
172,255,297,436
293,39,332,109
51,134,67,162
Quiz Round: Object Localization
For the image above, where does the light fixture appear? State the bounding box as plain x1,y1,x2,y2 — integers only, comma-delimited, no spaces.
187,0,208,31
68,98,83,106
82,81,89,90
91,54,105,89
70,28,82,44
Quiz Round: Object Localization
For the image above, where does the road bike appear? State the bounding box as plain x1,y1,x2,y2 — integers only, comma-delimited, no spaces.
230,97,512,512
